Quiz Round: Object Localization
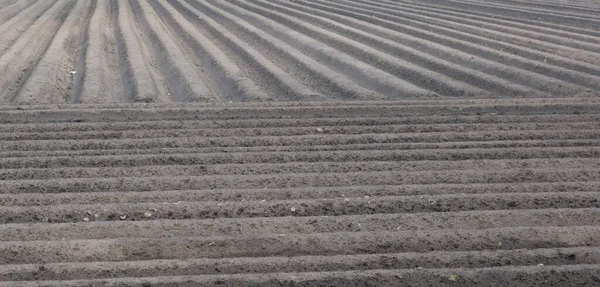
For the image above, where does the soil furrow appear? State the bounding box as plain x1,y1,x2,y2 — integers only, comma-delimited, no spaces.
198,0,434,99
0,113,595,128
448,0,600,20
0,121,597,141
114,1,168,103
0,0,55,57
344,0,600,69
3,265,600,287
237,0,500,98
0,0,75,104
0,114,598,133
366,0,600,47
0,247,597,281
248,0,582,97
162,1,323,102
0,99,596,123
382,0,600,44
149,0,271,102
0,0,36,26
423,0,600,29
125,0,216,102
2,139,598,159
181,0,383,100
0,1,598,283
2,157,598,180
14,1,92,104
1,226,600,264
76,0,122,103
0,168,598,194
1,207,597,239
1,191,600,224
293,0,598,94
1,130,598,152
402,0,600,38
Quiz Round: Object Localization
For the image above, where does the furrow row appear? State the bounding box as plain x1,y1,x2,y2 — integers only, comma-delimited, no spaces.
0,0,598,103
1,208,597,240
0,168,598,194
2,131,598,152
0,100,597,123
419,0,600,29
449,0,600,20
401,0,600,38
151,0,320,101
3,139,597,159
0,114,598,133
282,0,598,94
2,192,600,224
0,247,598,282
346,0,600,61
1,157,599,180
0,0,36,27
1,226,600,264
1,122,598,141
4,265,600,287
380,0,600,44
0,0,74,103
15,0,93,104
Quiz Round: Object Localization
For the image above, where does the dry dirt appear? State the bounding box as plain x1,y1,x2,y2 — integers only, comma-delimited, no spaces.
0,0,599,103
0,0,600,286
0,99,599,286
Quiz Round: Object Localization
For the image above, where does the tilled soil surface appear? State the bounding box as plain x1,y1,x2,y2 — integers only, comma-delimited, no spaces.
0,0,599,103
2,0,600,286
0,99,599,286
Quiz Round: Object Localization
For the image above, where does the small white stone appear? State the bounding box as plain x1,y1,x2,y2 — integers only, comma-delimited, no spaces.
120,215,127,220
83,217,89,222
144,212,152,218
291,207,296,212
316,127,324,133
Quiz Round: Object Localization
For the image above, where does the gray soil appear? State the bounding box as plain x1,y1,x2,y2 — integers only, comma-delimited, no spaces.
0,0,598,104
0,0,600,285
0,99,599,286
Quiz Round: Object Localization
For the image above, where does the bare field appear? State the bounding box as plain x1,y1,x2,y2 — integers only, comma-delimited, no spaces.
1,0,600,286
0,99,599,286
0,0,599,103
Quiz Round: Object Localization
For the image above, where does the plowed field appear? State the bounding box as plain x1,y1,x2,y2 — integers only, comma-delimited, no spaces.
1,0,600,286
0,0,599,103
1,99,599,286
